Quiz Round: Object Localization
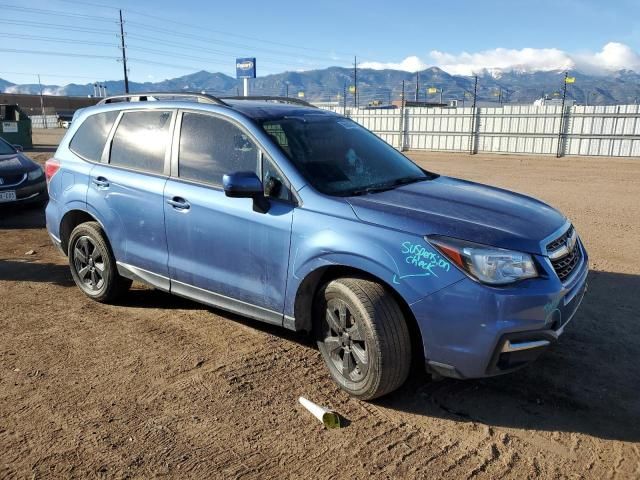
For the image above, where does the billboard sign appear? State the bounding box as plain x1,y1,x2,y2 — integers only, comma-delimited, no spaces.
236,58,256,79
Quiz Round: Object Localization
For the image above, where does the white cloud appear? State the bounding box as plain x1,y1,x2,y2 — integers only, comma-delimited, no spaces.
360,56,427,72
360,43,640,76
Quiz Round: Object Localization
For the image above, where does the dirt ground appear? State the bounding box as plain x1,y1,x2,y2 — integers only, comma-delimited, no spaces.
1,131,639,479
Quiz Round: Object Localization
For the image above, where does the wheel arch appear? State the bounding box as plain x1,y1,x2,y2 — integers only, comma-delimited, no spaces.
59,209,104,255
292,264,425,367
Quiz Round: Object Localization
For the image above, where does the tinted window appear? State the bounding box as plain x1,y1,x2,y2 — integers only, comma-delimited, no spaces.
261,116,428,196
263,157,291,202
0,137,16,155
110,111,172,174
179,113,259,185
69,111,118,161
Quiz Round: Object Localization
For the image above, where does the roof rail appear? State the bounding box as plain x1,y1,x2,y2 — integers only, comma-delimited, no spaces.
97,92,229,106
221,96,316,108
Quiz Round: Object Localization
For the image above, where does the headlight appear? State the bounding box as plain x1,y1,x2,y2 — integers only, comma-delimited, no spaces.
27,168,44,181
427,235,538,285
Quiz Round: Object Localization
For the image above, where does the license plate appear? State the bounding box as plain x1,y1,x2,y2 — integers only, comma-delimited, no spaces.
0,190,16,203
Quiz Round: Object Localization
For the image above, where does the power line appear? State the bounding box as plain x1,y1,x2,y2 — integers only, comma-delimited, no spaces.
54,0,355,57
0,19,116,35
0,3,116,22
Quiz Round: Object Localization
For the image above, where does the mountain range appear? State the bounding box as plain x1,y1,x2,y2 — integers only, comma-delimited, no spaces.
2,67,640,105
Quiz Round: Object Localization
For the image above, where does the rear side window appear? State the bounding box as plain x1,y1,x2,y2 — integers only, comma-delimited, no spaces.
110,110,172,174
178,112,259,186
69,111,118,161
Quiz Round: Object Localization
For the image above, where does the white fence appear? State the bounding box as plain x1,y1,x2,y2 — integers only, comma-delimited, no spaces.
323,104,640,157
30,115,60,129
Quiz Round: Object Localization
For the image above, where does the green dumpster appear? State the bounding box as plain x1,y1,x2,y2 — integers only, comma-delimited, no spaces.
0,104,33,149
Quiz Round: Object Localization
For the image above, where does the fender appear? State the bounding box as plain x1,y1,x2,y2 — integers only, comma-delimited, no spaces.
283,207,466,321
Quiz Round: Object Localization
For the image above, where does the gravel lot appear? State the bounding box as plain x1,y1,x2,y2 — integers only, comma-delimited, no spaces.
1,132,639,479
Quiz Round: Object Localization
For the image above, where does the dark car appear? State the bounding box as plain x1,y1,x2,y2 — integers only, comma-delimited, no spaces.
0,137,48,207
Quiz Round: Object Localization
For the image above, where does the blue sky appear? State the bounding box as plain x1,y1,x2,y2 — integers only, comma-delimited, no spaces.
1,0,639,86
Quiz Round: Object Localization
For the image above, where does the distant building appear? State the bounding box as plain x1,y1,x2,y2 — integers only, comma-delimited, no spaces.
533,96,575,107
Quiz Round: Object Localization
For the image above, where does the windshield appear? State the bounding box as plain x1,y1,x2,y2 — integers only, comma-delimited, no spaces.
0,138,16,155
260,115,431,196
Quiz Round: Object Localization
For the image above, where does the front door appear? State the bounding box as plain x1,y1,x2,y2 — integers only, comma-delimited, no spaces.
164,111,294,323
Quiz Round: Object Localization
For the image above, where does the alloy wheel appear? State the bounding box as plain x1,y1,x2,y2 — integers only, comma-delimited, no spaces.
322,298,369,382
72,235,105,291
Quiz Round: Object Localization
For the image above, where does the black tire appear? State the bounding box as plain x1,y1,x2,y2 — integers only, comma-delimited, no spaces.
315,277,411,400
68,221,131,303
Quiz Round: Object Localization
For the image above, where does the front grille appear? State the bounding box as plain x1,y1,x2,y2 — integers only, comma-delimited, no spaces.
547,225,574,252
0,173,26,188
547,226,581,282
551,246,582,281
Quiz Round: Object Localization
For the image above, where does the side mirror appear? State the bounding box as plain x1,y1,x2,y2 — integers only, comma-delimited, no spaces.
12,144,23,152
223,171,270,213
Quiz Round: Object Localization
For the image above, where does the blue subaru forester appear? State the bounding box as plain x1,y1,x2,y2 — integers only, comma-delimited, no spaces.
45,93,588,399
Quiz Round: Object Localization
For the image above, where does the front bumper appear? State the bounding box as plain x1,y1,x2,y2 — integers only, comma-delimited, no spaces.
411,241,589,379
0,178,48,205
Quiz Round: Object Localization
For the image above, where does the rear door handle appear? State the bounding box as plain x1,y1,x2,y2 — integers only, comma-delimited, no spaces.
92,176,109,188
166,196,190,211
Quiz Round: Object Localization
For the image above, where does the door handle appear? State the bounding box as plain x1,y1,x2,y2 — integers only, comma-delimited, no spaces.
92,176,109,188
166,196,190,211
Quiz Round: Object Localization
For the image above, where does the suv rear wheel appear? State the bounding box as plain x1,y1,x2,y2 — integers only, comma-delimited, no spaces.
68,222,131,303
315,277,411,400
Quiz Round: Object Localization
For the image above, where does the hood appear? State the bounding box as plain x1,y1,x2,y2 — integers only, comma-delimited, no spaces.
347,176,566,254
0,152,39,175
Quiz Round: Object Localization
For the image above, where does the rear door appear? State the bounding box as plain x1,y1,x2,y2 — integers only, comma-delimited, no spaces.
163,110,294,322
86,109,175,287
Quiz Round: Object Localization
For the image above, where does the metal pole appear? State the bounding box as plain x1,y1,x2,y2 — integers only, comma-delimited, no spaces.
93,83,97,97
415,72,419,102
119,10,130,94
343,81,347,112
556,72,568,158
38,74,47,129
353,56,358,108
439,89,442,104
285,83,289,97
400,80,405,150
243,78,248,97
469,75,478,155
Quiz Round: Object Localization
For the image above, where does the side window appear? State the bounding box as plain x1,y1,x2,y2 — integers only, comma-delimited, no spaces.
69,111,118,161
262,157,292,202
178,112,259,186
110,110,172,174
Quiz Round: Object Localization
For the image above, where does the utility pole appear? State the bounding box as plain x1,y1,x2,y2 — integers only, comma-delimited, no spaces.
353,56,358,108
37,74,47,129
556,71,569,158
439,89,443,105
119,9,130,94
415,72,419,102
285,82,289,97
469,75,478,155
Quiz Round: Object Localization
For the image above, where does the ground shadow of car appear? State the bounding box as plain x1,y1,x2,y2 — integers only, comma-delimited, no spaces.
0,259,74,287
0,204,46,230
376,270,640,443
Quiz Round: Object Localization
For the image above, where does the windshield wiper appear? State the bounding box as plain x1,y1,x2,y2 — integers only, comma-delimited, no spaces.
348,175,427,196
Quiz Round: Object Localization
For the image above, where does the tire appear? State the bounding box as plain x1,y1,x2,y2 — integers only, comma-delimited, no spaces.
67,221,131,303
315,277,411,400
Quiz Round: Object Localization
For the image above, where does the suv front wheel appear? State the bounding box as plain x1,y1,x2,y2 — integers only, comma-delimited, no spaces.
68,221,132,303
315,277,411,400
